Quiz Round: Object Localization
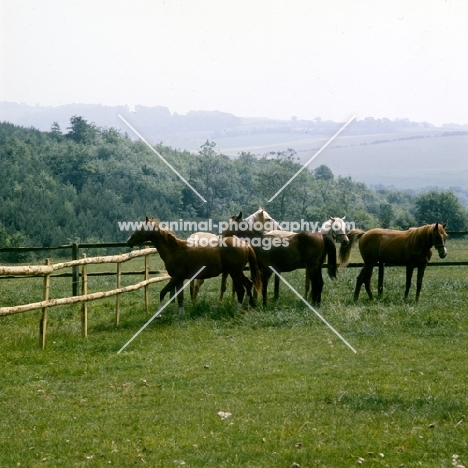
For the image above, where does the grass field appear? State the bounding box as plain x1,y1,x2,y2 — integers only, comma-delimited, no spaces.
1,241,467,467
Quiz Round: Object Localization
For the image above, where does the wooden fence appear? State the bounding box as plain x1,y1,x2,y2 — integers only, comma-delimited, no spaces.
1,234,467,349
0,247,170,349
0,241,159,296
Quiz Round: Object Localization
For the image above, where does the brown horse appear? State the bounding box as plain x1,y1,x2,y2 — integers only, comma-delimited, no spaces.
186,232,220,301
339,223,448,302
188,208,281,301
230,213,348,301
222,221,337,306
127,218,262,315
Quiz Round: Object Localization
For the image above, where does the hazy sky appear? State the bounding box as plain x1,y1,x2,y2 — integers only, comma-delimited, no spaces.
2,0,468,125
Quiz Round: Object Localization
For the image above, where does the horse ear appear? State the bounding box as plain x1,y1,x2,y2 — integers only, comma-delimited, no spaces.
433,223,439,231
328,215,333,221
443,221,448,228
146,216,149,222
238,211,242,220
342,216,346,221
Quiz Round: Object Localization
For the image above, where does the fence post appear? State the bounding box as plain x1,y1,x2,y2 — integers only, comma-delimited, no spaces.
39,258,51,350
115,260,122,326
81,253,88,338
72,242,79,296
145,246,150,313
378,262,384,298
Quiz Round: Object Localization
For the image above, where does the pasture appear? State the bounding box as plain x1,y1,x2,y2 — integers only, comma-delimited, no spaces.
1,240,468,467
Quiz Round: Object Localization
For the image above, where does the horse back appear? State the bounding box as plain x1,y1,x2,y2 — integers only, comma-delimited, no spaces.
359,228,429,266
295,231,328,265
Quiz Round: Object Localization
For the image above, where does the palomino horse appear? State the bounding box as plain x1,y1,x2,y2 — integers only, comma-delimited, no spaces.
127,218,262,315
339,223,448,302
189,208,280,301
222,220,337,306
241,207,283,231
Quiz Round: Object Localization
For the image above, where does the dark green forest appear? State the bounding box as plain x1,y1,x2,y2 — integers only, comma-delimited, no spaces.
1,117,467,254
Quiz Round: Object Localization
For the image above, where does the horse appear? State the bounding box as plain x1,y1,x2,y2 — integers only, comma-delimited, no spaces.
221,220,337,306
127,218,262,315
229,213,348,300
265,216,350,299
241,207,283,231
188,208,280,301
186,232,221,300
338,222,448,302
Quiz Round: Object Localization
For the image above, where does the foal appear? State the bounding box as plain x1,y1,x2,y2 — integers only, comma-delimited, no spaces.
127,218,262,315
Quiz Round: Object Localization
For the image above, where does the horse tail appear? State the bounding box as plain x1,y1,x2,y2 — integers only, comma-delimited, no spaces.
339,228,365,267
323,234,337,280
247,245,262,293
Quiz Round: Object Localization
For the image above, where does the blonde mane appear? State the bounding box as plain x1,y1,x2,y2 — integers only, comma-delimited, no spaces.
405,223,446,249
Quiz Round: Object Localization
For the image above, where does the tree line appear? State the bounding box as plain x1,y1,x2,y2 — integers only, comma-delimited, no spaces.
1,117,467,260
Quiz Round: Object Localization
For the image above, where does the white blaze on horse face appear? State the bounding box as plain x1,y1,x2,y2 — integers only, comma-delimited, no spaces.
437,243,447,258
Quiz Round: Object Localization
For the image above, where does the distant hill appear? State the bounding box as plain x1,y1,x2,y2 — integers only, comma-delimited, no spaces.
1,101,467,194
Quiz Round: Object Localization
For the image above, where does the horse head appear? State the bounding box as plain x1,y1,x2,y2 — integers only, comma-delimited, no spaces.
432,222,448,258
127,217,159,247
231,211,243,223
325,216,349,246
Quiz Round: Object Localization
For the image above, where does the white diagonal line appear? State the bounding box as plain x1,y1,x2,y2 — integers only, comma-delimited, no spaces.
118,114,207,203
269,267,357,353
268,115,356,202
117,266,206,353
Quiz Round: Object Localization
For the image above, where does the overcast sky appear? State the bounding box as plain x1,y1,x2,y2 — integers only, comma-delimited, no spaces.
2,0,468,126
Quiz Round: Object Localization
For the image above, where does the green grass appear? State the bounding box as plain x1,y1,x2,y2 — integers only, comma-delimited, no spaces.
1,248,468,467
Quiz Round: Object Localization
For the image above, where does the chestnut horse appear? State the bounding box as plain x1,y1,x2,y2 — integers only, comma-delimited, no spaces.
188,207,280,301
127,218,262,315
231,209,349,300
339,222,448,302
265,216,349,299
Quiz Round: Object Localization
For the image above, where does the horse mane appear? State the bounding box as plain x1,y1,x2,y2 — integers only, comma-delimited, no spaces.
405,224,436,249
147,218,185,248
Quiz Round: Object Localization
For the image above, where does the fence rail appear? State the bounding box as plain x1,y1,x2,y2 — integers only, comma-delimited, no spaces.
0,247,170,349
0,241,153,295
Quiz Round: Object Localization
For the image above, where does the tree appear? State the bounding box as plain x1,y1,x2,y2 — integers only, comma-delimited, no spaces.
187,141,237,218
314,164,334,202
415,191,468,230
67,115,98,144
256,149,305,220
379,203,393,228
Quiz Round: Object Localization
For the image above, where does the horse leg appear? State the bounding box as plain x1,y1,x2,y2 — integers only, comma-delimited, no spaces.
309,267,324,306
231,274,246,313
274,274,280,300
404,265,414,299
219,272,228,301
176,280,185,316
262,269,272,306
231,279,235,300
377,262,384,298
354,264,374,301
190,280,194,301
304,269,310,300
159,278,179,313
192,279,203,302
243,276,255,308
363,264,375,300
415,266,427,302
